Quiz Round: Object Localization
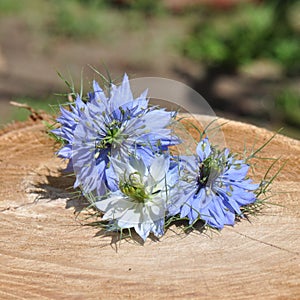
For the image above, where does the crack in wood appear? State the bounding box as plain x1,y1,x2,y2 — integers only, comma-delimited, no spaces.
230,229,300,256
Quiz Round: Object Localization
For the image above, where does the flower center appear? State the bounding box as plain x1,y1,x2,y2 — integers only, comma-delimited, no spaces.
196,156,223,192
96,120,122,150
119,172,149,203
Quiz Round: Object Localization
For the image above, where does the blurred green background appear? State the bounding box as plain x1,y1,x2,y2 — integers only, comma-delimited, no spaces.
0,0,299,139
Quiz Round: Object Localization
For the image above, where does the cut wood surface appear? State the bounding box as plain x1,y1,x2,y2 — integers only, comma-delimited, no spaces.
0,116,299,299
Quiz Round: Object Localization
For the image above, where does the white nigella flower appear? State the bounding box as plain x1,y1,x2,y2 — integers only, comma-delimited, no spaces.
95,155,179,241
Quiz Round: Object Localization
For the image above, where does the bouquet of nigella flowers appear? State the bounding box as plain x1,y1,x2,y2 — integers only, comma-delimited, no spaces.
51,73,273,242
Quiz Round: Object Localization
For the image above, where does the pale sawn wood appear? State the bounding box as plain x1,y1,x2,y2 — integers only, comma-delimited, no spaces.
0,117,299,299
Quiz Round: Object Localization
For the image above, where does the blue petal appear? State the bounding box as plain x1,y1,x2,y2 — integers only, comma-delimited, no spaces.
105,164,119,192
134,146,155,167
57,144,72,159
223,210,235,226
180,202,191,219
73,94,86,112
196,138,212,161
204,207,225,229
224,164,249,180
142,109,174,131
152,219,164,237
179,155,198,175
168,183,191,216
109,73,134,110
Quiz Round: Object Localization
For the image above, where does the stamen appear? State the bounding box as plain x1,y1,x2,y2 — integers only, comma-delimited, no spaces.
119,173,149,203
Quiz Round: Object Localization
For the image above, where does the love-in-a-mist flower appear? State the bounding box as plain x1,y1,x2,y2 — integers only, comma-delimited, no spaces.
53,74,180,195
169,138,258,229
95,155,179,241
51,95,86,170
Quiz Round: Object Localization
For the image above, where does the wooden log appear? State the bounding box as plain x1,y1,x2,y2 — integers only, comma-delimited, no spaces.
0,117,299,299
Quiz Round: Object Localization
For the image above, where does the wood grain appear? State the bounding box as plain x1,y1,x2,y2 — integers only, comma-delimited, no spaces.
0,117,299,299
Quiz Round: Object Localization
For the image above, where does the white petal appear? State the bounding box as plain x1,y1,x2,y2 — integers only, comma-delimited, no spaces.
149,155,169,184
110,157,135,180
134,223,151,241
96,196,131,220
147,197,166,220
119,204,143,225
129,157,146,178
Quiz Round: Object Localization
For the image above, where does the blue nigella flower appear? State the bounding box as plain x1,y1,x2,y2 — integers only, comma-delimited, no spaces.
51,95,86,170
53,74,180,196
168,138,259,229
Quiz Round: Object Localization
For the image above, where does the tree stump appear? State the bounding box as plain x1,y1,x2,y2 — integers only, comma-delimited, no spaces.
0,117,299,299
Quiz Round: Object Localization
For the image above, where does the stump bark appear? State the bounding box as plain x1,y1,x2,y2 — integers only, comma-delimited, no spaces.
0,117,299,299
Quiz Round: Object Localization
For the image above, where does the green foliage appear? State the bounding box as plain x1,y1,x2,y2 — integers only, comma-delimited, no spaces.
0,0,167,42
46,0,166,39
272,37,300,75
0,0,24,15
182,2,300,74
275,89,300,127
128,0,166,16
75,0,109,8
47,0,103,39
